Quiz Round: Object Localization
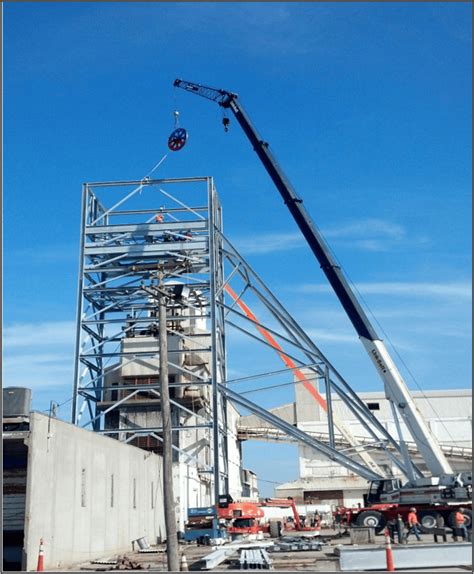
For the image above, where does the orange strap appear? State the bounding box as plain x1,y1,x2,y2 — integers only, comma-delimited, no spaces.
225,284,327,410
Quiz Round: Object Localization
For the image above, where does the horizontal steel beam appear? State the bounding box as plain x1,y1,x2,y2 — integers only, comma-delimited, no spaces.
84,241,208,255
97,424,212,434
85,220,208,234
80,348,210,359
86,177,211,188
81,314,211,324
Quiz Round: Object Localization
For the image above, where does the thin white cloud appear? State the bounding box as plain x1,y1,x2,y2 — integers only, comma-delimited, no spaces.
232,218,416,255
3,321,76,392
305,328,358,344
297,281,472,299
323,218,406,240
2,351,74,391
233,232,304,255
3,321,76,348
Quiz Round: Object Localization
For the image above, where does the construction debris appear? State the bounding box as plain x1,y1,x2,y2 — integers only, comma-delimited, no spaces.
114,556,144,570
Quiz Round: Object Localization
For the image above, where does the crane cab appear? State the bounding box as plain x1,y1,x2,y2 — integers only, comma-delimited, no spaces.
365,479,403,505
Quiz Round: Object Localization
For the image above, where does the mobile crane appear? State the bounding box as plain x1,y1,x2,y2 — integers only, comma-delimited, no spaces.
174,79,471,531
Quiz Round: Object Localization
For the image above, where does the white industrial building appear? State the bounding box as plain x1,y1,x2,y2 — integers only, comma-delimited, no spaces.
240,385,472,508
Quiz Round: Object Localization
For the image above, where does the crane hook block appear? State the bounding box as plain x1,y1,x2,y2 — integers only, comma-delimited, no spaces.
168,127,188,151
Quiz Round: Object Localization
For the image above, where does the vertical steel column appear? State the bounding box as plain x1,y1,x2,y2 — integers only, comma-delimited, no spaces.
324,365,335,449
216,197,229,497
208,177,221,505
72,184,88,424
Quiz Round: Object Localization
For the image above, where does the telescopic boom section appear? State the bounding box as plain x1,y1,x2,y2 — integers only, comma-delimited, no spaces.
174,79,453,478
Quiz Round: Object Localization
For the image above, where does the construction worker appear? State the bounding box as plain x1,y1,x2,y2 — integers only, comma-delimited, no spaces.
155,206,166,223
314,511,321,530
397,513,406,544
387,516,397,543
310,511,321,529
406,507,422,542
453,508,468,541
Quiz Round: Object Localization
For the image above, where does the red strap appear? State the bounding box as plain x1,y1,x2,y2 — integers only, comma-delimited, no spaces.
225,285,327,410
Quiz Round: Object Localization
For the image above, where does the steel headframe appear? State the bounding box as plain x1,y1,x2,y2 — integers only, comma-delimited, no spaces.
216,232,421,482
72,177,229,503
72,176,416,497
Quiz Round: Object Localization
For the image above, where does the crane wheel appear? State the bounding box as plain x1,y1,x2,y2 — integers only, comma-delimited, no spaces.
355,510,386,532
419,510,443,531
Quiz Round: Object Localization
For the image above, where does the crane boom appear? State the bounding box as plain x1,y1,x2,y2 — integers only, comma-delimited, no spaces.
174,79,454,478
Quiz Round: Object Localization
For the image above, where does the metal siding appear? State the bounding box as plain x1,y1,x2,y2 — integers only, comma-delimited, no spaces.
3,494,26,531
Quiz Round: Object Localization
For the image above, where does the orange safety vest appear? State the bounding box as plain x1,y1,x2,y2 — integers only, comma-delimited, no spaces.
455,512,465,525
407,511,418,526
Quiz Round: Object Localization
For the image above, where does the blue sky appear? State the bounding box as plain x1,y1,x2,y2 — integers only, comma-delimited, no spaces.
3,3,472,495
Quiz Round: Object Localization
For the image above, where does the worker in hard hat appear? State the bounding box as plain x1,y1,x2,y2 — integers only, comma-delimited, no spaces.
453,508,468,541
154,206,166,223
405,507,422,542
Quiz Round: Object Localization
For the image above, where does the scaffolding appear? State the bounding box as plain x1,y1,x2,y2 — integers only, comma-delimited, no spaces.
72,177,228,502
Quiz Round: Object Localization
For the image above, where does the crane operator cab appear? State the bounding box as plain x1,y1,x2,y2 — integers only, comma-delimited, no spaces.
364,479,403,505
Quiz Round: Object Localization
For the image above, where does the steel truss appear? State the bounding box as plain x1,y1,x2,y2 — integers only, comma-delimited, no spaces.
72,177,415,503
215,233,420,481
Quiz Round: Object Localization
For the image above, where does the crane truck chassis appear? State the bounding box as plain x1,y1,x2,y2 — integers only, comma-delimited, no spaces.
336,501,472,533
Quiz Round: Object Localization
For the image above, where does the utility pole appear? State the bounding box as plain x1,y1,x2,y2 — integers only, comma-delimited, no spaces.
157,269,180,572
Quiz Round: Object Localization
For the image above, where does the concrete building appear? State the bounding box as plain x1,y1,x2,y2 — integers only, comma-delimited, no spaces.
4,412,166,571
3,398,251,571
239,386,472,507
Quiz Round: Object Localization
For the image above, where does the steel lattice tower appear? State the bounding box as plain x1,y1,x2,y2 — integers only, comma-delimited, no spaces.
72,178,424,505
72,177,229,502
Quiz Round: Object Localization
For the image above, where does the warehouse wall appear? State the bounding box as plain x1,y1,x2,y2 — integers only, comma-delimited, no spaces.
23,413,165,571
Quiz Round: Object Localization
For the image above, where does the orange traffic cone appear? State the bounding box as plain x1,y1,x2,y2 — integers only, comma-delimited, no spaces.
36,538,45,572
180,554,189,571
384,529,395,572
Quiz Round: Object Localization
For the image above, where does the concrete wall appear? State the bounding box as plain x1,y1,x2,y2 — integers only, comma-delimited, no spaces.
226,402,245,500
24,413,165,571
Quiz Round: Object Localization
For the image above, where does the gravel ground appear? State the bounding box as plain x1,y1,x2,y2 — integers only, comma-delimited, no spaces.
53,528,471,572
